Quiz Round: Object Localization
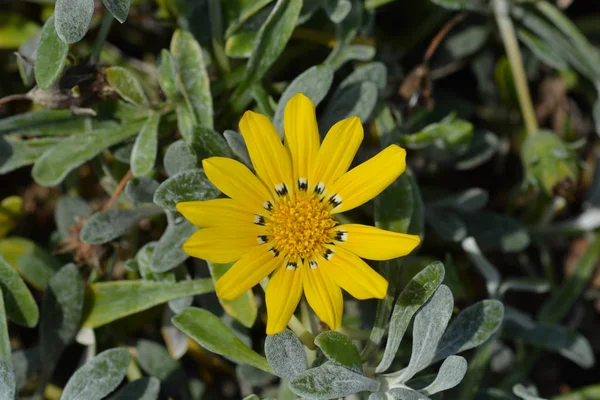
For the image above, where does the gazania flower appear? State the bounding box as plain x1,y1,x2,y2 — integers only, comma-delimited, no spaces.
177,93,420,335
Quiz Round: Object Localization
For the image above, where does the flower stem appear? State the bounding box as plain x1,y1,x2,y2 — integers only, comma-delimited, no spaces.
493,0,538,136
91,12,114,64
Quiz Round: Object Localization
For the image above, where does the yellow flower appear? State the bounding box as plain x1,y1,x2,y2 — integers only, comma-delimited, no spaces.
177,93,420,335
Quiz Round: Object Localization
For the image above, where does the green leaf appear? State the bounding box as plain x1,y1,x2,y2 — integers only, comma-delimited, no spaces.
315,331,362,374
339,62,387,95
552,384,600,400
39,264,84,387
517,28,567,71
102,0,131,23
264,330,307,381
12,347,39,392
0,359,15,400
376,262,445,373
153,169,219,210
207,261,257,327
455,130,499,170
272,64,334,135
223,130,251,167
425,208,467,242
158,50,178,100
32,120,145,187
163,140,199,177
0,237,61,290
54,0,94,44
459,211,530,253
131,113,160,176
226,31,258,58
232,0,303,111
324,0,352,23
171,30,213,130
80,205,162,245
35,15,68,90
136,340,182,382
538,233,600,324
191,126,233,159
106,377,160,400
175,101,198,146
82,279,214,328
513,384,544,400
319,81,378,133
427,188,489,212
54,195,92,238
125,177,160,204
172,307,272,373
0,255,39,327
61,348,130,400
106,66,150,106
0,289,11,366
421,355,468,396
429,0,487,11
225,0,274,37
461,237,501,296
151,218,196,273
289,361,379,399
0,109,84,135
433,300,504,362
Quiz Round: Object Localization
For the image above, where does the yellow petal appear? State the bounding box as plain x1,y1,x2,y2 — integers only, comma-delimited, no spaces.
332,224,420,260
176,198,255,227
216,245,283,300
319,245,388,300
239,111,294,196
329,145,406,214
302,264,343,330
182,225,261,264
266,265,303,335
203,157,273,212
284,93,320,187
311,116,363,192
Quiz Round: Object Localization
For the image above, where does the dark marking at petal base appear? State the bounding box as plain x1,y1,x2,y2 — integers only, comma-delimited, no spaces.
323,249,334,260
263,201,273,211
314,182,325,195
269,247,280,257
254,214,266,226
275,183,289,197
298,178,308,191
257,235,268,244
328,194,342,208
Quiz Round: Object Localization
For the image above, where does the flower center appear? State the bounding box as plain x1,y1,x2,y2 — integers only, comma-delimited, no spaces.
266,193,337,261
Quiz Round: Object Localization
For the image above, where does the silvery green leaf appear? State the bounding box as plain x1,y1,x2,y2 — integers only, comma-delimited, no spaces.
106,377,160,400
498,278,550,296
265,330,307,380
171,30,213,130
224,130,251,167
80,205,163,245
136,340,182,382
319,81,378,133
315,331,362,374
176,101,196,144
445,25,490,59
503,315,594,368
223,0,273,38
460,211,530,252
54,195,92,237
323,0,352,23
35,15,68,90
272,64,334,135
541,207,600,235
517,28,567,71
158,49,178,100
151,217,196,273
0,289,10,365
0,136,60,174
153,169,219,210
40,264,84,388
32,120,145,187
135,242,158,281
12,347,39,391
429,0,488,11
434,300,504,363
376,262,445,373
0,254,39,327
339,61,387,95
425,208,467,242
513,384,546,400
102,0,131,23
163,140,199,177
237,364,275,386
427,188,489,212
420,356,467,396
395,285,454,381
61,348,130,400
461,237,501,296
125,177,160,203
105,66,149,106
0,359,15,400
368,393,386,400
54,0,94,44
388,386,427,400
131,113,160,176
289,362,379,399
454,130,499,171
191,126,233,159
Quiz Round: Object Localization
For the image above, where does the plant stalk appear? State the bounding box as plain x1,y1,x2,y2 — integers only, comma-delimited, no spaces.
493,0,538,136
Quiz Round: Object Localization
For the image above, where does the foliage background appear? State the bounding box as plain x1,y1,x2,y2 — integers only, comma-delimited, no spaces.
0,0,600,399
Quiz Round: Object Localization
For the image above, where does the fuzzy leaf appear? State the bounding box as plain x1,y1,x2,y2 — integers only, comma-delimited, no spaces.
0,289,11,365
0,255,39,327
323,0,352,23
32,121,145,186
54,195,92,237
151,218,196,273
153,169,219,210
289,362,379,399
0,237,61,290
131,113,160,176
172,307,272,373
163,140,199,177
61,348,130,400
376,262,445,373
315,331,362,374
421,356,468,395
106,66,149,106
223,130,251,167
191,126,233,159
136,340,182,382
125,177,160,204
54,0,94,44
35,15,68,89
0,359,15,400
80,205,162,245
106,377,160,400
157,49,178,99
319,81,378,133
102,0,131,23
0,136,61,174
82,279,214,328
265,330,308,380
